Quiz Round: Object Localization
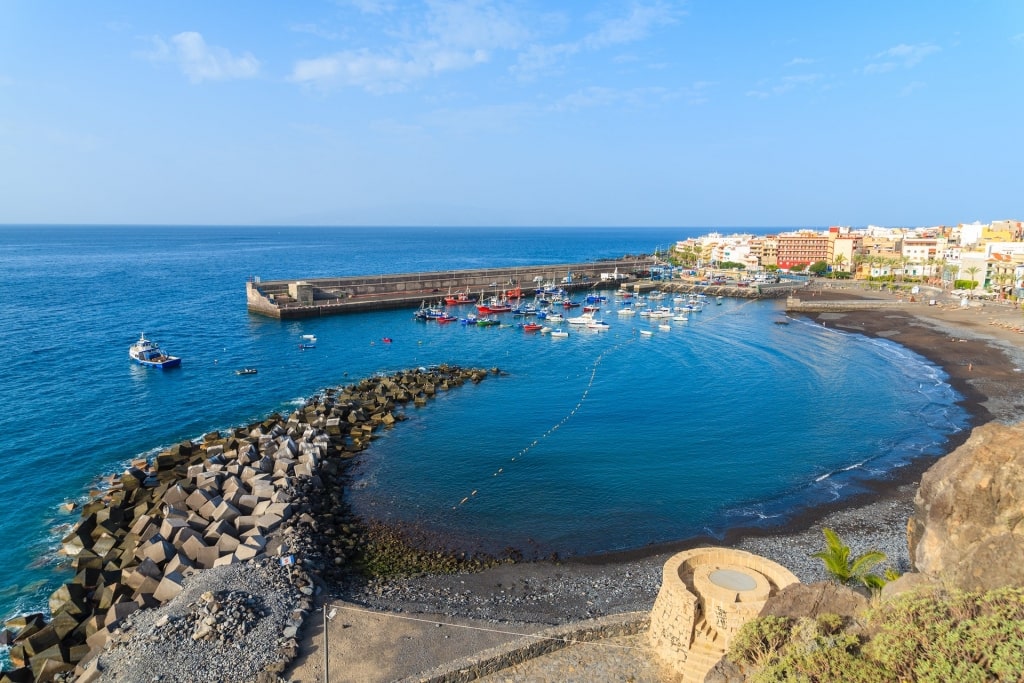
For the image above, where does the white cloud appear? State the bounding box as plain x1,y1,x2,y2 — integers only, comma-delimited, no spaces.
144,32,260,83
290,23,343,41
785,57,816,67
1013,32,1024,43
746,73,823,98
583,2,680,50
514,2,682,79
864,43,939,75
292,0,529,92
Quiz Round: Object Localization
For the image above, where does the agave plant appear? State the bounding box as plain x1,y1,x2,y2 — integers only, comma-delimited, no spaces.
811,528,889,590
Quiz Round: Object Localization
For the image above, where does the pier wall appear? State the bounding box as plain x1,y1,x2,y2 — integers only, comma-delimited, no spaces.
247,259,656,319
785,297,907,313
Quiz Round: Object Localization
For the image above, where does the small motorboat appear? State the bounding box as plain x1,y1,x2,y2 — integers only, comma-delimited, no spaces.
382,337,393,343
522,322,543,332
235,368,258,376
550,328,569,338
299,334,317,349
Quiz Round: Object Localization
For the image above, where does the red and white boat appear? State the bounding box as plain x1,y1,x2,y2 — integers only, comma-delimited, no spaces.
444,291,478,306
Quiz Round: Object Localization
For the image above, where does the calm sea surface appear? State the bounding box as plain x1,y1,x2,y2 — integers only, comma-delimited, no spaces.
0,226,967,623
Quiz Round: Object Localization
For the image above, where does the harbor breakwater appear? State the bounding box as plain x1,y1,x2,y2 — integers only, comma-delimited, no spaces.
1,365,490,682
246,258,658,319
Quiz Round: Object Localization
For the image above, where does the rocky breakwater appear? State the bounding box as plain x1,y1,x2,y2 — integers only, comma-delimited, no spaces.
0,364,489,683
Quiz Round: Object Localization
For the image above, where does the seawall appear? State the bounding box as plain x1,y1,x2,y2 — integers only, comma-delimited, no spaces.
246,259,656,319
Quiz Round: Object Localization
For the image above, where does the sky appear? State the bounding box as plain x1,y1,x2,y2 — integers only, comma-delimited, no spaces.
1,1,1022,228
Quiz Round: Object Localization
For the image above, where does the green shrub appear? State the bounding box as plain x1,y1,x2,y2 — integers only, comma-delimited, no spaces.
728,586,1024,682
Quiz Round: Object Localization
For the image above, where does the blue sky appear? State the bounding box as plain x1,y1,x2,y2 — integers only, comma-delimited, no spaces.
2,1,1021,227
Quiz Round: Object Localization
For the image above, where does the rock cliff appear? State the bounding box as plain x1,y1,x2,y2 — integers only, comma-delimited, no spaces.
907,421,1024,591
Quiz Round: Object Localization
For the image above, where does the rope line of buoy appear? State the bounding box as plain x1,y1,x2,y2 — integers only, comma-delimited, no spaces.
453,334,637,509
328,603,648,651
451,297,758,509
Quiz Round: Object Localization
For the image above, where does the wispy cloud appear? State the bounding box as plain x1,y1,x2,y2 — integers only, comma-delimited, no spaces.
144,32,260,83
785,57,816,67
513,1,682,80
291,1,530,92
1013,32,1024,43
550,81,702,112
746,73,823,98
863,43,939,74
290,23,344,41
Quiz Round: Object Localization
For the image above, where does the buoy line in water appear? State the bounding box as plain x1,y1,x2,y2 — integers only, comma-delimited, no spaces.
453,335,636,510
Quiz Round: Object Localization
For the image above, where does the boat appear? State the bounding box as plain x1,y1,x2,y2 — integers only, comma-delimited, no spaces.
587,320,610,331
235,368,258,375
299,334,317,349
521,322,543,332
568,311,596,326
672,314,689,322
550,328,569,338
582,305,601,313
545,312,565,322
436,313,457,323
129,333,182,369
659,323,671,331
476,296,513,314
640,329,653,337
560,299,581,309
444,290,478,306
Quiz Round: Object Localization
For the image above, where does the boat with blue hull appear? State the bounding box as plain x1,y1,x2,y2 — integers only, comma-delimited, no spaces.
128,333,181,369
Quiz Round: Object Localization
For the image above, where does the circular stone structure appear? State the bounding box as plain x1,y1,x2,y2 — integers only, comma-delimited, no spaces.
648,547,799,681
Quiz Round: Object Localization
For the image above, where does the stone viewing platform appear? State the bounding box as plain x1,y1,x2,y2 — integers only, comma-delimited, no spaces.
246,258,657,319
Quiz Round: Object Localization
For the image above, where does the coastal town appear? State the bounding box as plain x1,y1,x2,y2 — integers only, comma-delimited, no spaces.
667,219,1024,299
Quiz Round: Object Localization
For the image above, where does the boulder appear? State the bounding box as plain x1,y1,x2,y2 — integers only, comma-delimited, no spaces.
907,421,1024,591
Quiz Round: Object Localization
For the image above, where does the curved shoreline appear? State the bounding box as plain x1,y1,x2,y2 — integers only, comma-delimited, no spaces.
330,284,1024,617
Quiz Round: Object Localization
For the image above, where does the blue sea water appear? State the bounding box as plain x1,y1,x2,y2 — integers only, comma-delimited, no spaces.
0,225,968,624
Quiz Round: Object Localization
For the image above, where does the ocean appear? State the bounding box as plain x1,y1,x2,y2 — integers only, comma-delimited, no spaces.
0,225,968,624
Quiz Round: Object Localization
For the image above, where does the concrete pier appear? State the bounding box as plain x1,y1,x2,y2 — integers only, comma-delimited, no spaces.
246,258,657,319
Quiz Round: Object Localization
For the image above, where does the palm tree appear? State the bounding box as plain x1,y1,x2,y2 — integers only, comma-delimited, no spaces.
812,528,889,591
965,265,981,291
832,253,847,278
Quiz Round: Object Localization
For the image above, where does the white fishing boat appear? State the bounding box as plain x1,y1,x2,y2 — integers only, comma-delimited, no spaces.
129,333,181,369
550,328,569,338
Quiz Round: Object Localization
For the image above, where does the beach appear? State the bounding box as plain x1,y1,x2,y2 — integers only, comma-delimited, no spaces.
284,282,1024,682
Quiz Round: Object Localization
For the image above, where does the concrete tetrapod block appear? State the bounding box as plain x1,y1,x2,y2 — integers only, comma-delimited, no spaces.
212,500,241,524
185,488,215,512
180,535,210,564
159,517,189,543
153,571,186,603
130,576,160,600
129,513,153,536
195,544,221,570
141,538,176,566
103,600,139,629
233,544,260,561
212,553,239,567
165,552,194,575
162,484,189,508
215,534,240,554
